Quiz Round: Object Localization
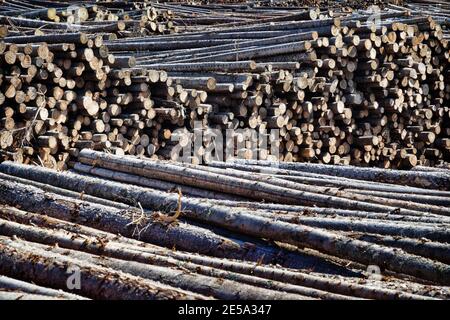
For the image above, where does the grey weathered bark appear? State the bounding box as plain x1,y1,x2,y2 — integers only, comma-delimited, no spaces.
1,162,449,285
345,189,450,207
72,163,248,201
209,200,450,225
0,179,344,272
23,238,314,300
0,212,435,300
228,159,450,190
208,161,450,197
344,233,450,264
0,236,207,300
0,292,63,300
76,151,438,215
3,205,439,300
0,216,355,299
167,160,450,215
0,172,131,210
264,215,450,242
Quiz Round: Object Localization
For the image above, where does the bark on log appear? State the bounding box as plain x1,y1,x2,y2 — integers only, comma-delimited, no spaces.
209,200,450,225
0,178,344,272
0,292,63,300
230,160,450,190
1,162,448,285
0,236,207,300
208,161,450,197
0,215,355,299
170,160,450,216
76,150,438,216
21,238,314,300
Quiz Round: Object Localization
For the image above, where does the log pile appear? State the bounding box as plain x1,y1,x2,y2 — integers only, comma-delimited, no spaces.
123,9,450,168
0,150,448,300
0,2,449,168
0,0,449,300
0,31,193,169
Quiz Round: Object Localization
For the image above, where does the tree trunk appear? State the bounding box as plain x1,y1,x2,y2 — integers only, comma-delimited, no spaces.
228,160,450,190
0,179,345,272
23,238,316,300
76,151,437,215
0,212,434,300
209,200,450,224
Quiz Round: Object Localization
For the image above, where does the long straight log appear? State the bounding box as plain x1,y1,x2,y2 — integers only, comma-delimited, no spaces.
0,172,132,210
344,188,450,206
71,165,247,201
345,233,450,265
230,160,450,190
208,200,450,225
0,215,355,299
76,150,437,215
169,161,450,215
208,161,450,197
22,238,313,300
0,178,342,272
0,292,63,300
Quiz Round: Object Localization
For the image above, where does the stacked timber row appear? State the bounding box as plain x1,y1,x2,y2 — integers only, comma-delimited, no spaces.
0,33,189,169
165,0,404,9
0,150,449,299
124,11,450,168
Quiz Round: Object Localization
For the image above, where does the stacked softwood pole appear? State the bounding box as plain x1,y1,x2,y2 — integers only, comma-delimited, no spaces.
0,0,449,300
98,2,450,168
1,204,447,300
122,11,449,168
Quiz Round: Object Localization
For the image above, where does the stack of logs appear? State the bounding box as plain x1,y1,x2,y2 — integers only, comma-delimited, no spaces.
0,150,448,299
0,2,449,169
0,1,176,38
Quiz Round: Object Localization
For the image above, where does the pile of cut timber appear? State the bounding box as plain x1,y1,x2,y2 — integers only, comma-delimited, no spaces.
0,1,176,38
0,150,448,299
0,2,449,169
0,32,190,169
